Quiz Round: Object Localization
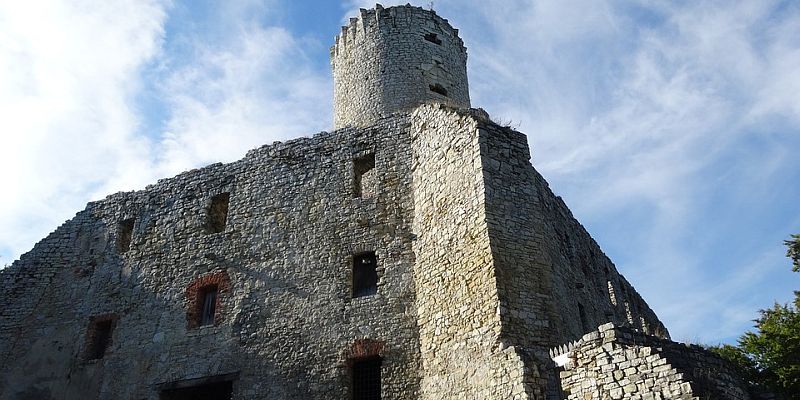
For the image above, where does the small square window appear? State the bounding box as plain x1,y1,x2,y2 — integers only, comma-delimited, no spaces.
205,193,230,234
353,154,376,198
429,83,448,97
424,33,442,45
117,218,135,253
352,252,378,298
84,315,117,360
578,303,589,333
352,357,381,400
198,285,219,326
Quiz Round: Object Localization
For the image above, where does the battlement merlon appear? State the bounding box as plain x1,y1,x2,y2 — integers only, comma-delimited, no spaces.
330,4,470,130
330,4,466,60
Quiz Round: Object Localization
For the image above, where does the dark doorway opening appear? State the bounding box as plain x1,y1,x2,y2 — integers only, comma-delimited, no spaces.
352,356,382,400
160,380,233,400
352,251,378,298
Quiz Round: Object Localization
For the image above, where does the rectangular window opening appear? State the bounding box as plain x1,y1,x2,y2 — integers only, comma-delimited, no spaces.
199,285,219,326
353,154,376,198
205,193,230,234
117,218,135,253
352,357,381,400
429,83,448,97
85,318,115,360
578,303,589,333
352,252,378,298
160,380,233,400
423,32,442,45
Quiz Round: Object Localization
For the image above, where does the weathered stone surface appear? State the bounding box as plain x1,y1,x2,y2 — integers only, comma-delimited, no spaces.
0,4,738,400
551,324,751,400
331,4,470,129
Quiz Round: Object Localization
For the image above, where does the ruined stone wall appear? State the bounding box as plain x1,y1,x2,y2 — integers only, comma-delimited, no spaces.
0,116,423,400
331,4,470,129
554,323,750,400
531,168,668,341
410,104,531,400
475,117,669,397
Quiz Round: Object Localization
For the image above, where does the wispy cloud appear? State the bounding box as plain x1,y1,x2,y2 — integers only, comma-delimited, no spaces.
461,0,800,342
341,0,800,342
0,1,332,265
1,0,797,344
153,2,332,176
0,0,168,264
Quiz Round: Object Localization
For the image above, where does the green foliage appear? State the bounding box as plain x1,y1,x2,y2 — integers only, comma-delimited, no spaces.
710,236,800,399
786,234,800,272
739,295,800,399
706,344,761,386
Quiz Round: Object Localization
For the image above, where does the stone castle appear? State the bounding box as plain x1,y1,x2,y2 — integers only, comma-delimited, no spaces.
0,4,750,400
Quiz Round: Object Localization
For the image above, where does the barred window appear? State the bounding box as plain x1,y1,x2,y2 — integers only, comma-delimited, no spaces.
199,285,219,326
352,357,381,400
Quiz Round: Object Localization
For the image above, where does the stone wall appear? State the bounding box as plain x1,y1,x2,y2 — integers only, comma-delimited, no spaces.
0,104,675,399
410,105,532,399
553,323,751,400
475,114,668,396
0,115,424,399
331,4,470,129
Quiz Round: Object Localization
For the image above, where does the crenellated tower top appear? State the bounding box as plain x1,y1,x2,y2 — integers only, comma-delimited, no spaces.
331,4,470,129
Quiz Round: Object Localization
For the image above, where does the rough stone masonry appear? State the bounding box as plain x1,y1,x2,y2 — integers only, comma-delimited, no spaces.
0,4,748,400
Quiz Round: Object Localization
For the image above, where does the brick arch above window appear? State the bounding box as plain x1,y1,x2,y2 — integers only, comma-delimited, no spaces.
185,270,231,329
346,338,386,362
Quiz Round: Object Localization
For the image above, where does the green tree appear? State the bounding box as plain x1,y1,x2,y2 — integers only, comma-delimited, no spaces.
707,343,761,388
786,234,800,272
710,235,800,399
738,295,800,399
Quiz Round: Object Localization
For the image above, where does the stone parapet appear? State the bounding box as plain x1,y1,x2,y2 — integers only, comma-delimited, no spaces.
551,323,751,400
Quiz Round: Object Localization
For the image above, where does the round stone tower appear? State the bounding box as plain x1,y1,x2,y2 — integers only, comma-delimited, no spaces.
331,4,470,129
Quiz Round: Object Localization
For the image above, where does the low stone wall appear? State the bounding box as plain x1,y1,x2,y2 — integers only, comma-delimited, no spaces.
552,323,750,400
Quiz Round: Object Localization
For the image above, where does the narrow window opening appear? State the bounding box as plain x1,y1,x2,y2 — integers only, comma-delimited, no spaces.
85,317,116,360
352,252,378,298
205,193,230,234
607,280,618,306
624,302,635,325
578,303,589,333
353,154,376,198
639,316,650,334
160,380,234,400
117,218,135,253
198,285,219,326
429,83,448,97
352,357,381,400
423,33,442,45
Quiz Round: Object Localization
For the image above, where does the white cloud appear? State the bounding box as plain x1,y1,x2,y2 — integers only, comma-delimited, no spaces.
1,0,797,345
155,17,331,176
0,0,332,264
0,0,169,264
339,0,800,342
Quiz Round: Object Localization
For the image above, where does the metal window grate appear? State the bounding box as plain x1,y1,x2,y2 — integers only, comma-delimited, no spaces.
352,357,381,400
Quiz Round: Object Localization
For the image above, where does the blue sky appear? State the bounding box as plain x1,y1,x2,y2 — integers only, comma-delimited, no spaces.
0,0,798,345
